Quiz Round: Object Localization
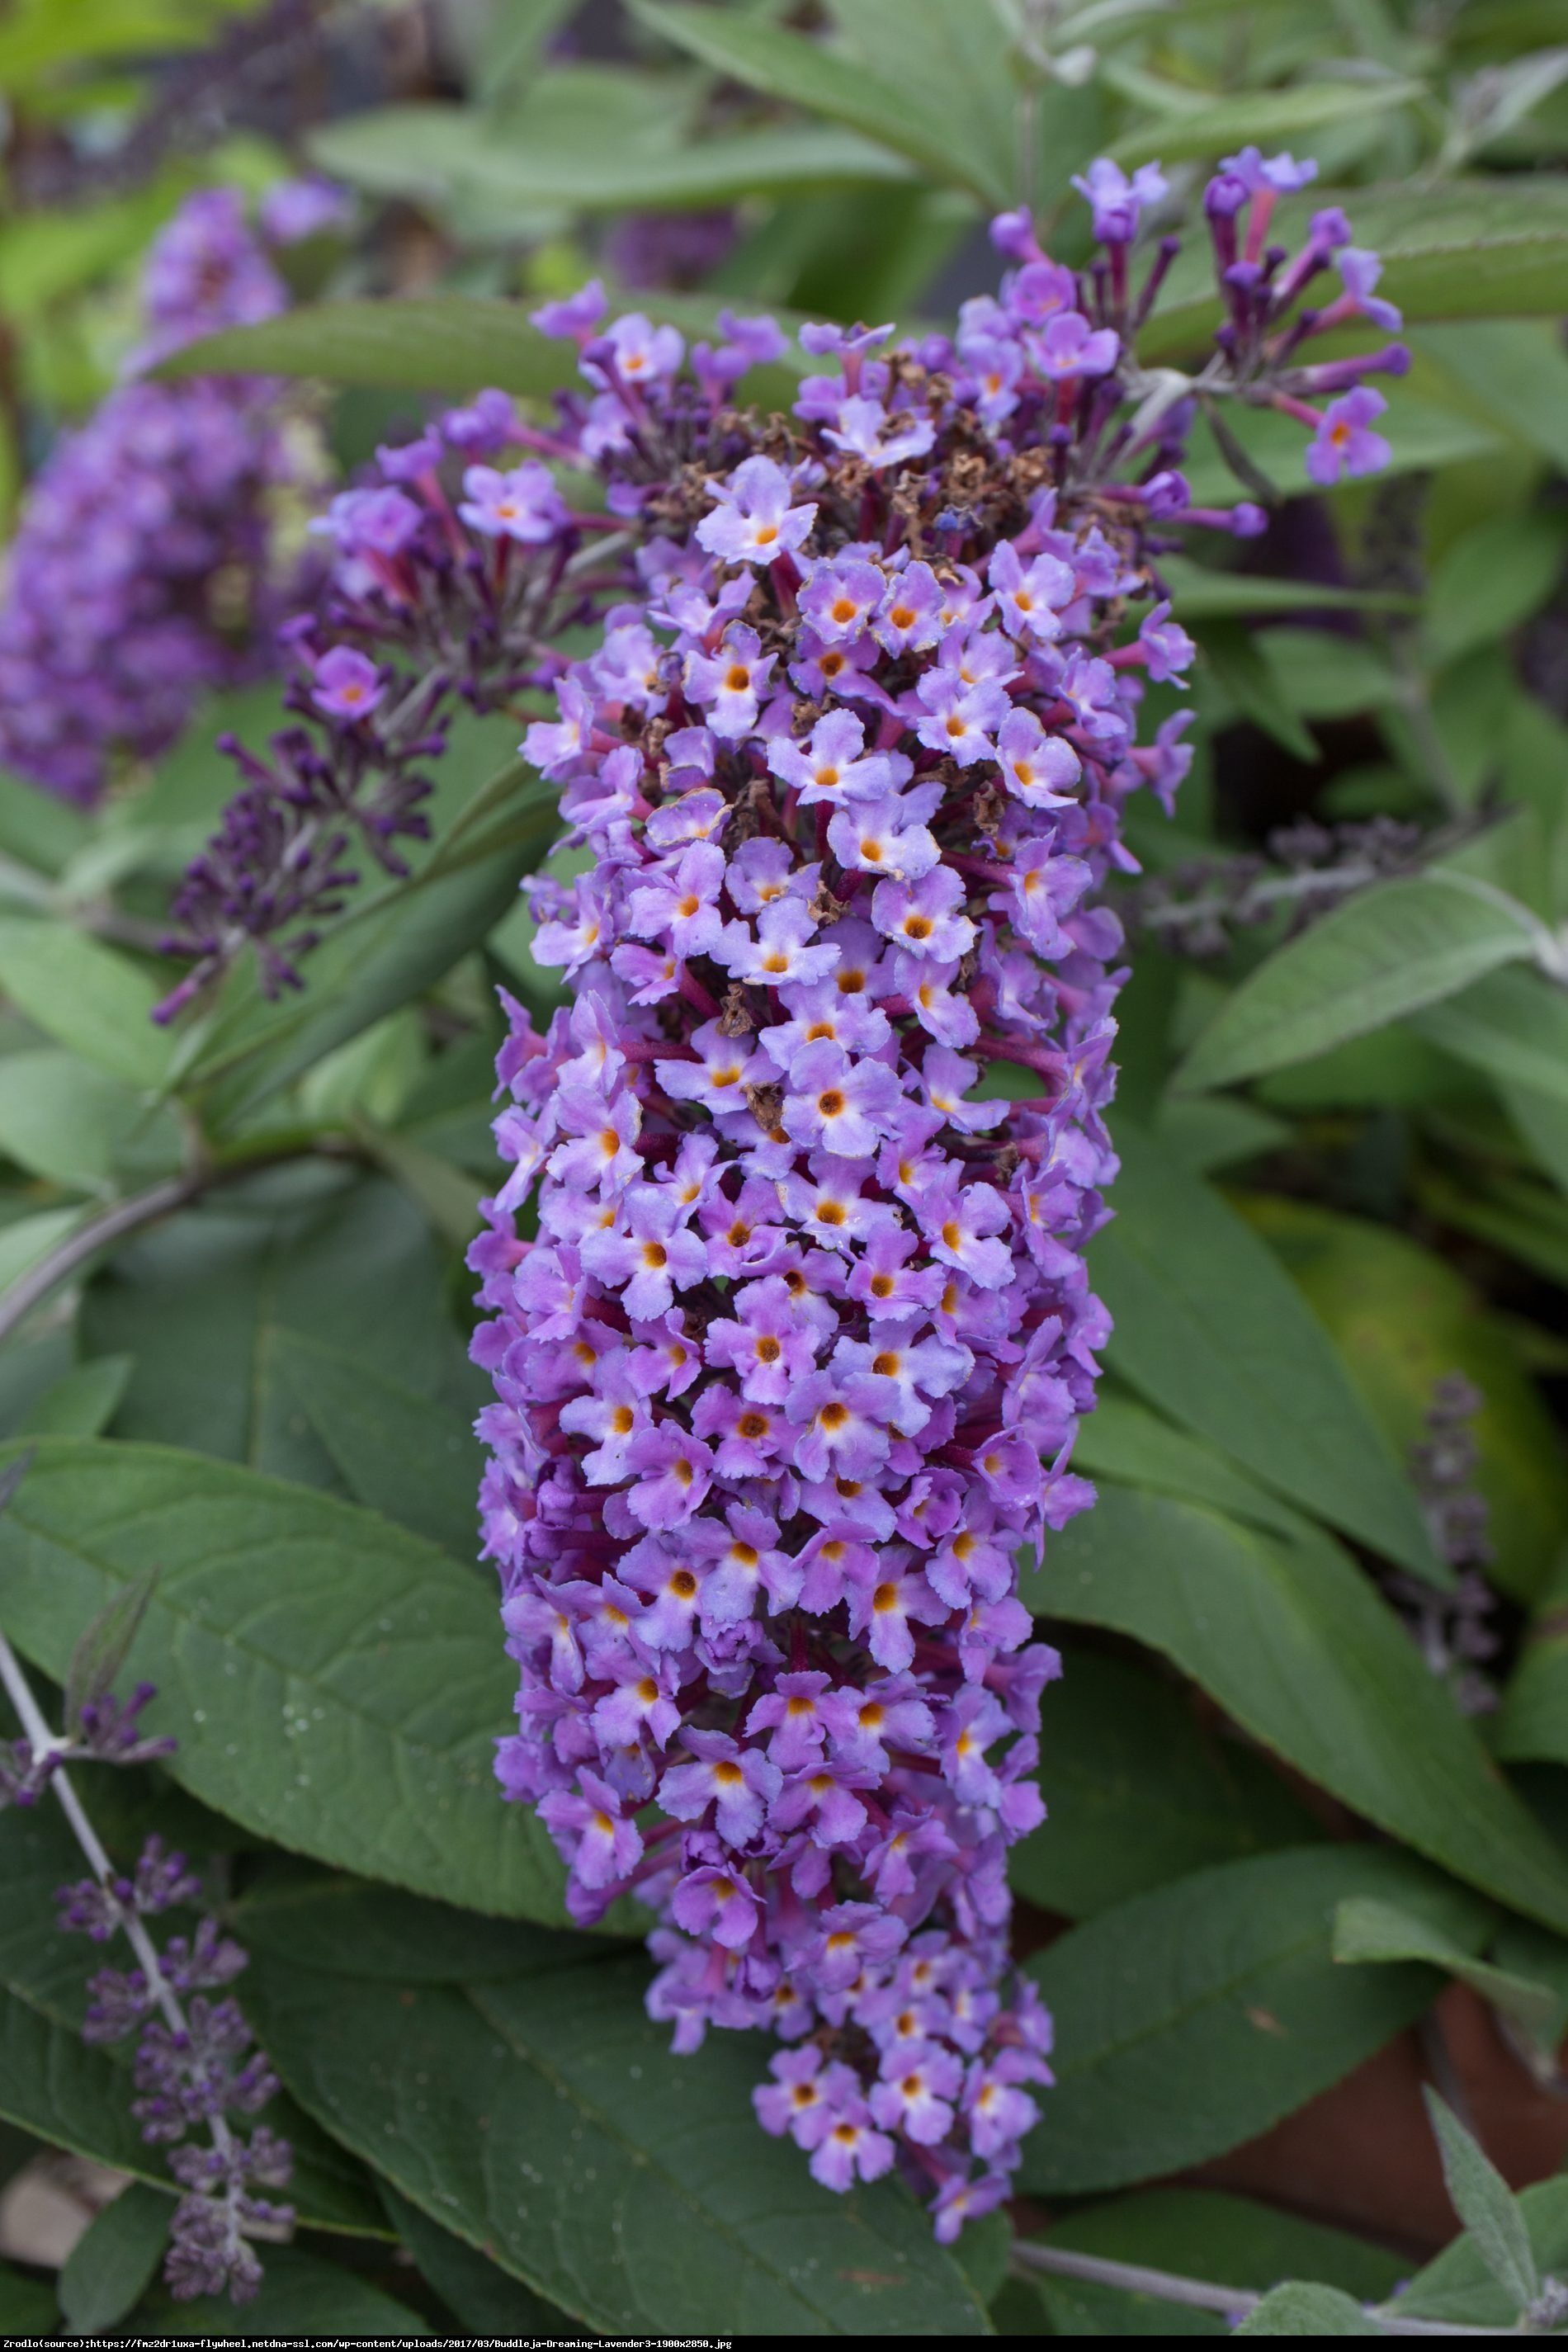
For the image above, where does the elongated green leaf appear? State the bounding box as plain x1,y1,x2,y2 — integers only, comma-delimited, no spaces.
1235,2283,1378,2335
311,102,914,212
1426,512,1568,664
1029,1484,1568,1933
1023,2188,1402,2339
1111,78,1424,168
1495,1567,1568,1768
21,1354,133,1438
1333,1897,1556,2038
1020,1844,1476,2194
1142,180,1568,362
0,1438,569,1923
0,920,171,1089
1410,965,1568,1111
1175,879,1537,1094
1073,1396,1311,1540
246,1951,989,2336
1010,1647,1319,1919
1393,2178,1568,2327
827,0,1018,205
1196,621,1319,763
1089,1125,1438,1578
631,0,1004,204
58,2183,169,2332
0,1807,384,2236
271,1330,479,1560
1159,560,1415,620
1424,2090,1538,2314
159,294,579,394
0,1051,179,1194
195,828,552,1126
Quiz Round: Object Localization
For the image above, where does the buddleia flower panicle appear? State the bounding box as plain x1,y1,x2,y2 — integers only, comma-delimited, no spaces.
0,183,338,807
455,158,1403,2237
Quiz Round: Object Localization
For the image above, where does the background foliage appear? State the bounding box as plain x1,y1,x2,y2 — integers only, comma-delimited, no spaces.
2,0,1568,2334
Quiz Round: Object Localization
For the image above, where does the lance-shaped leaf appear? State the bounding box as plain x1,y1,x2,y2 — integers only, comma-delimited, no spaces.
1332,1896,1558,2043
1028,1484,1568,1934
1422,2090,1538,2316
1175,877,1539,1094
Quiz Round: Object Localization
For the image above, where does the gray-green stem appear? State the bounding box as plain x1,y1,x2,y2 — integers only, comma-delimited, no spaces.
1012,2241,1522,2334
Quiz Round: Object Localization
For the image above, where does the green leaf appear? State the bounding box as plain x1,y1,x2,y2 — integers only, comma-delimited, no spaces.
1392,2177,1568,2327
139,2245,432,2338
0,1437,570,1923
64,1560,159,1726
1088,1125,1438,1579
1023,2188,1403,2338
57,2181,169,2332
1415,319,1568,473
0,1206,83,1301
1422,2089,1538,2314
380,2184,578,2334
1193,621,1319,764
1110,79,1424,169
631,0,1004,204
20,1353,132,1438
1008,1647,1320,1920
0,2260,54,2334
83,1169,482,1483
0,919,171,1089
1072,1395,1311,1541
228,1860,610,1984
194,826,552,1127
1159,560,1415,621
1410,965,1568,1112
1142,180,1568,363
247,1948,989,2336
1028,1484,1568,1934
1332,1896,1558,2039
269,1330,480,1560
311,100,914,215
1151,1094,1292,1176
1495,1566,1568,1769
158,293,581,396
352,1123,479,1254
0,1050,180,1194
1426,512,1568,664
1175,879,1538,1094
827,0,1018,205
1019,1844,1477,2195
0,1806,385,2236
1234,2282,1379,2335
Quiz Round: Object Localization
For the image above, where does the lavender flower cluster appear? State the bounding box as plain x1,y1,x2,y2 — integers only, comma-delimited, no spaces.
58,1832,293,2302
0,182,333,806
460,154,1405,2237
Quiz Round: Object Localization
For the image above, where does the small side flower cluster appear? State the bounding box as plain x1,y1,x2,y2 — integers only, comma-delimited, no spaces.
1132,814,1427,957
58,1833,293,2302
464,158,1403,2236
1384,1372,1500,1718
0,1560,292,2308
155,390,626,1015
0,184,328,805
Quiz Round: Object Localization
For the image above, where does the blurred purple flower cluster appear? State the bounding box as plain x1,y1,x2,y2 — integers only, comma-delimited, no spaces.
0,184,332,806
456,157,1405,2236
